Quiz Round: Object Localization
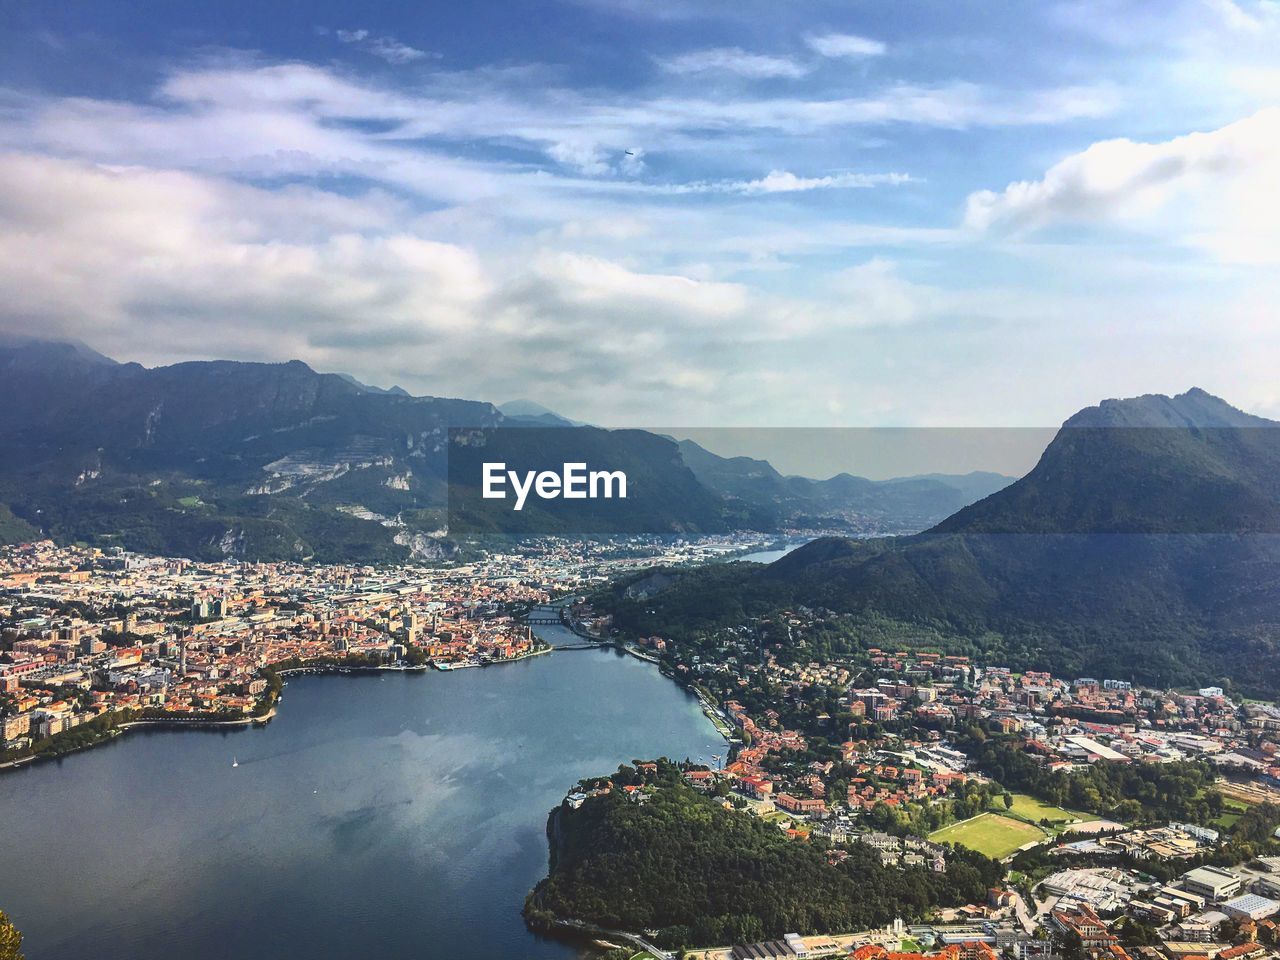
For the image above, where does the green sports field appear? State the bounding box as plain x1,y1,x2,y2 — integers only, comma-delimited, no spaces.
1005,793,1087,826
930,813,1048,859
1212,795,1251,830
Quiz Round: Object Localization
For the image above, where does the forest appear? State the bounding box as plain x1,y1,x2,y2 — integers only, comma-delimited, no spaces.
524,760,1003,950
957,733,1221,823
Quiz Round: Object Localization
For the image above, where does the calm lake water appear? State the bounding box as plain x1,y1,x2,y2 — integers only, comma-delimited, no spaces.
733,540,811,564
0,616,722,960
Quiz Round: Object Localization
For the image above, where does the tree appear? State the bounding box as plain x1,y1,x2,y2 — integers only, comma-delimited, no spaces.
1057,929,1085,960
1117,917,1159,948
1003,793,1014,810
0,910,23,960
1259,920,1276,946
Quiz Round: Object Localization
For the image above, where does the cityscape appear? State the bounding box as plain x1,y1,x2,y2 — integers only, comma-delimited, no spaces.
4,0,1280,958
0,536,769,759
7,533,1280,960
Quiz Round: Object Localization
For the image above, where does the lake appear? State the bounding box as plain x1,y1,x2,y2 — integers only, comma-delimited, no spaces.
0,616,722,959
733,540,812,564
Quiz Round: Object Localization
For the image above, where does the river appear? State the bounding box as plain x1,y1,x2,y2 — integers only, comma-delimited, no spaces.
0,615,723,960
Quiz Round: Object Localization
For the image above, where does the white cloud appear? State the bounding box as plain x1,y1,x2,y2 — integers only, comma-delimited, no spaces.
828,258,935,326
2,0,1279,431
732,169,911,194
0,154,489,355
964,107,1280,261
805,33,887,58
530,250,749,317
334,27,433,64
0,58,1118,236
8,60,1119,186
1204,0,1269,32
655,47,808,79
657,169,914,195
0,153,780,412
0,152,997,423
3,149,1277,428
1048,0,1280,124
618,82,1118,134
546,140,614,175
1055,0,1279,44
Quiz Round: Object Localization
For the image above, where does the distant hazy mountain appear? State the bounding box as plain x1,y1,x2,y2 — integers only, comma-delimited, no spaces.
611,390,1280,692
676,439,1012,532
332,372,412,397
498,399,586,427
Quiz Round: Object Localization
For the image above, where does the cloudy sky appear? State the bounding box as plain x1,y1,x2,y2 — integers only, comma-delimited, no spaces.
2,0,1279,427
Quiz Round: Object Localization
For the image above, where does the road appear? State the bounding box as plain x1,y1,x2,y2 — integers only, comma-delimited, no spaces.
557,918,674,960
1013,890,1039,935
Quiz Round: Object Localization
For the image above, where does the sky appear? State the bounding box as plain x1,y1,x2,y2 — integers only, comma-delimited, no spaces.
1,0,1279,429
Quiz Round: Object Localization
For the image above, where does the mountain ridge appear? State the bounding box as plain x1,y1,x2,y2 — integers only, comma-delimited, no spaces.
608,389,1280,692
0,339,1014,559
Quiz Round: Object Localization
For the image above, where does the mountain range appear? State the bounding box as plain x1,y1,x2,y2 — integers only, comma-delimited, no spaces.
676,439,1011,534
609,389,1280,692
0,338,1006,560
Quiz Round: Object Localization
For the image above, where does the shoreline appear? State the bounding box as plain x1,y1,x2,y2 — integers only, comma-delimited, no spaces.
0,645,550,773
0,707,277,773
688,682,736,742
537,619,733,747
528,609,733,747
558,613,607,645
431,644,553,670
